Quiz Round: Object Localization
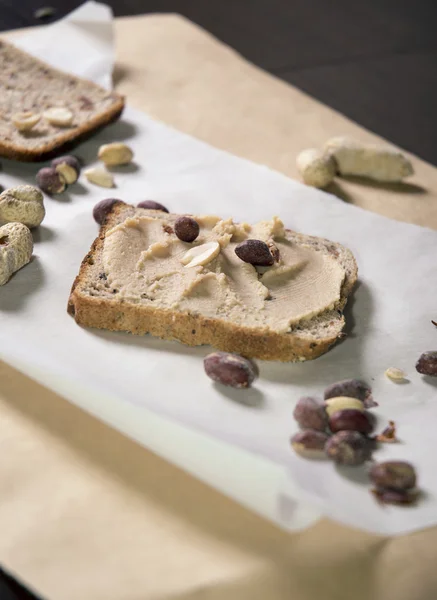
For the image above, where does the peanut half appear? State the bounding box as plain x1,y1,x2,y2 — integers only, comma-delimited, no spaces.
181,241,220,268
12,111,41,132
0,222,33,285
84,167,115,188
43,107,74,127
98,143,134,166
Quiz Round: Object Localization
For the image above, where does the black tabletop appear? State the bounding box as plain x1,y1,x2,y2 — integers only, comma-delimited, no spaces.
0,0,436,597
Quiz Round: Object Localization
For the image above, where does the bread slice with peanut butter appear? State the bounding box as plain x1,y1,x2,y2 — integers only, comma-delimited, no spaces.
0,39,124,161
68,202,357,362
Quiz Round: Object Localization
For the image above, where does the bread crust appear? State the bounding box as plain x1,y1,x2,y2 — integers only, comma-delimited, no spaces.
68,203,358,361
0,40,125,161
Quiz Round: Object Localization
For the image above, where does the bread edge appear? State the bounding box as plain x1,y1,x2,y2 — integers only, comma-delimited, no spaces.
0,40,125,162
68,203,358,362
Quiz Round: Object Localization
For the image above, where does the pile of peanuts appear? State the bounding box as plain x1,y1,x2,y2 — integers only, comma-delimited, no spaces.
201,353,429,506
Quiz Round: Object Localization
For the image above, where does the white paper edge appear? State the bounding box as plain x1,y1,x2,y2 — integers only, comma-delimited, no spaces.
3,351,322,533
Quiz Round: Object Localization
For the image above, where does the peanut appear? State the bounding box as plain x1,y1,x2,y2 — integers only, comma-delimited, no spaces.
324,396,365,417
0,222,33,285
84,166,114,188
98,142,134,166
12,111,40,132
181,241,220,268
174,216,200,242
0,185,45,229
325,137,413,182
296,148,336,188
43,107,74,127
204,352,259,388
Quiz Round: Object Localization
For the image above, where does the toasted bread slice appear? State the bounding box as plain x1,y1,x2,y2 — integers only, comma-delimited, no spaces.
0,39,124,161
68,202,357,361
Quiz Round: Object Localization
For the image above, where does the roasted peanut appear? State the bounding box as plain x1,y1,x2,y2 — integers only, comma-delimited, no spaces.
235,239,274,266
204,352,258,388
325,431,372,465
93,198,122,225
137,200,169,213
36,167,67,194
174,216,200,242
293,397,328,431
328,409,373,435
324,378,376,408
291,430,329,459
416,351,437,376
51,155,81,184
369,461,416,491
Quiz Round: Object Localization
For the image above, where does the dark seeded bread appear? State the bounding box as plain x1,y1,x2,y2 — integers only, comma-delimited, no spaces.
68,203,358,361
0,39,124,161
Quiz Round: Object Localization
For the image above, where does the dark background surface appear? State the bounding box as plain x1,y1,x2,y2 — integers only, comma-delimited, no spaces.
0,1,436,598
1,0,437,164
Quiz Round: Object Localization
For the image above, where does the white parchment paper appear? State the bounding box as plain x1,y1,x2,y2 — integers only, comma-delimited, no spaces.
1,2,436,535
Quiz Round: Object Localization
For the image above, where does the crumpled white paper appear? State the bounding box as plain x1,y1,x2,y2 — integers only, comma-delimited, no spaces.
14,1,114,89
1,2,437,535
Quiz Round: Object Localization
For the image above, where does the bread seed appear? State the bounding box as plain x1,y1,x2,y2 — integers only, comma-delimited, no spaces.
235,239,274,266
291,430,329,459
204,351,258,388
325,431,372,466
293,397,328,431
12,111,40,132
174,216,200,242
181,241,220,268
137,200,169,213
415,351,437,376
98,142,133,166
36,167,66,194
369,461,416,491
43,107,74,127
84,167,114,188
324,396,364,417
51,155,81,184
93,198,122,225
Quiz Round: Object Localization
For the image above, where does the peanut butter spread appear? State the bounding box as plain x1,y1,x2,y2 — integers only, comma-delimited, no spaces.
102,212,345,333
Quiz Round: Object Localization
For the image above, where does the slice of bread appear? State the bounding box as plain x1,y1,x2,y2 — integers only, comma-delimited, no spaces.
68,202,357,361
0,39,124,161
